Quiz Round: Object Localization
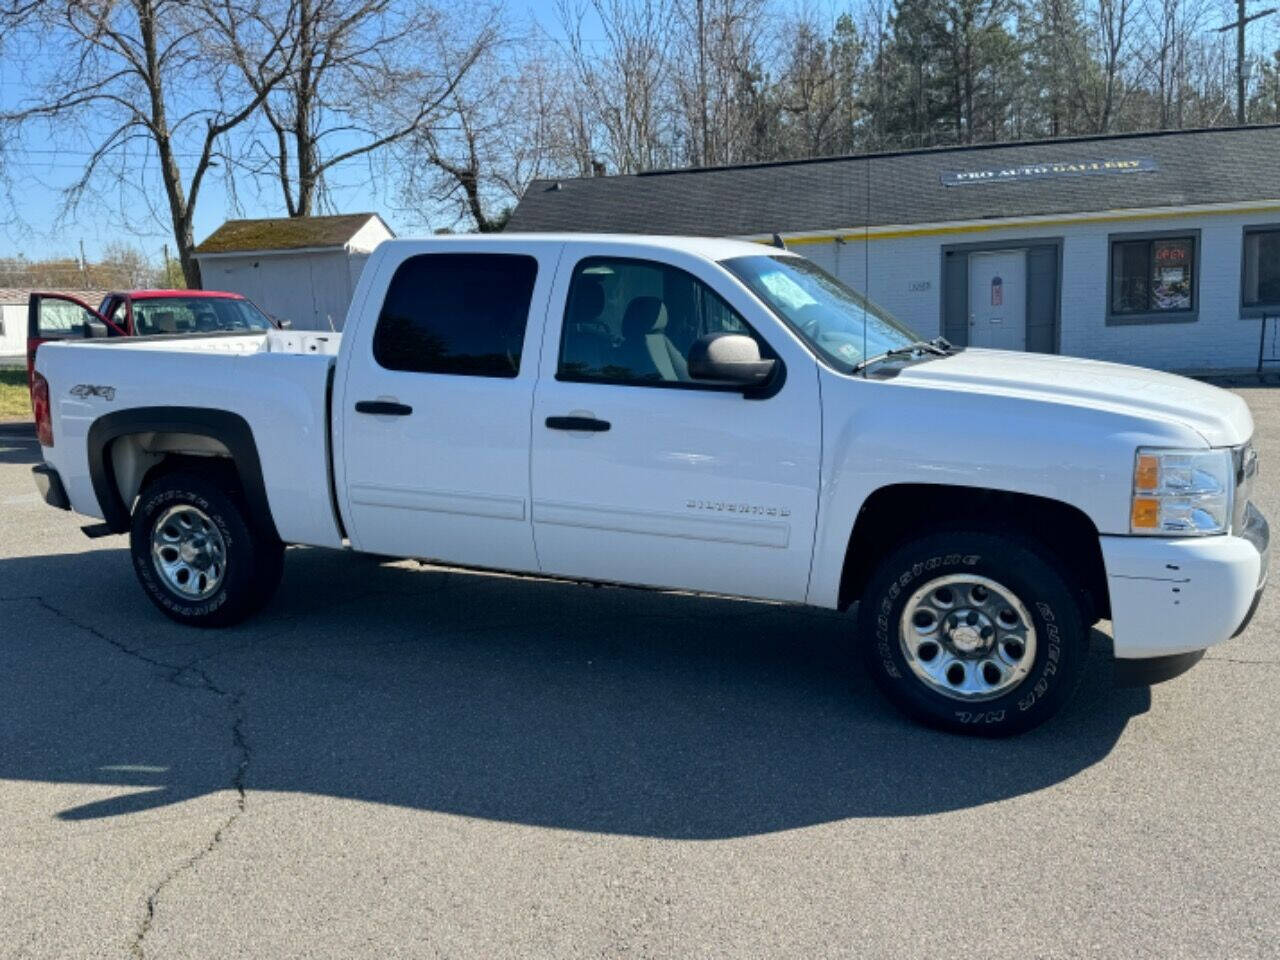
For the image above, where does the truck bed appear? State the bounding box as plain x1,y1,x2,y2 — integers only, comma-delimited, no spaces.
36,331,346,548
54,329,343,356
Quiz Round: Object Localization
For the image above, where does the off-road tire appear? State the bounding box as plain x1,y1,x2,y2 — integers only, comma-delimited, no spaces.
857,531,1089,736
130,470,284,627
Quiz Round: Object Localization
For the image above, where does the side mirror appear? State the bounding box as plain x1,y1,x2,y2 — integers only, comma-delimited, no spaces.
83,319,109,339
688,333,775,386
276,317,292,330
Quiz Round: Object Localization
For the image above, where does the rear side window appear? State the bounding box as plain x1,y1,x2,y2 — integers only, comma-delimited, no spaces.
373,253,538,377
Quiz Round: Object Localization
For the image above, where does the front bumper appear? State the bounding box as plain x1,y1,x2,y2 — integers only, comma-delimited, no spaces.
32,463,70,511
1101,504,1269,661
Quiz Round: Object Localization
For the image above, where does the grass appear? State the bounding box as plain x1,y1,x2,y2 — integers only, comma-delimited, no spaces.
0,368,32,421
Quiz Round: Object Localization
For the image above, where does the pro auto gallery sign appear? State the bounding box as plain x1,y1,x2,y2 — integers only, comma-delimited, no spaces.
940,157,1158,187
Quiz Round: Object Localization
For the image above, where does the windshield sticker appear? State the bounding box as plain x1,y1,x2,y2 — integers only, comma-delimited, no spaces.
758,271,817,310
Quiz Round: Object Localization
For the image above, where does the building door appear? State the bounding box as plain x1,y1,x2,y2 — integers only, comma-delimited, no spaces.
968,250,1026,350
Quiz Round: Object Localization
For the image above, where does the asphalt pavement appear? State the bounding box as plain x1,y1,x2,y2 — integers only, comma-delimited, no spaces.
0,390,1277,959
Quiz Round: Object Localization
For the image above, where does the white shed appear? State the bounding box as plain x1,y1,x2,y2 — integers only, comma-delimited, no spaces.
193,213,394,331
0,290,29,359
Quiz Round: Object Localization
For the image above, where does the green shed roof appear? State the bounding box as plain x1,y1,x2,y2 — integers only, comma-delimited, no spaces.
195,213,389,255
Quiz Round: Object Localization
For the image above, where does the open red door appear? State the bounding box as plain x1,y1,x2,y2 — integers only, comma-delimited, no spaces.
26,293,124,388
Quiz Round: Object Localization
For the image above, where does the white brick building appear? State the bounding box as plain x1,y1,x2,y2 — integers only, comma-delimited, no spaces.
508,126,1280,372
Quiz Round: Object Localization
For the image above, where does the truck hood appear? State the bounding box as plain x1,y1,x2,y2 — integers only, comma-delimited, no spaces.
894,348,1252,447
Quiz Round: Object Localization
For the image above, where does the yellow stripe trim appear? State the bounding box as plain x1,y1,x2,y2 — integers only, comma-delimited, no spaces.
756,201,1280,246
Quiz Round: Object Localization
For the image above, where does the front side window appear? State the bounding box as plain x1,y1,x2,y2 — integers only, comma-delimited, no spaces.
1110,234,1196,317
373,253,538,377
558,257,764,385
132,297,274,335
1243,228,1280,309
106,300,128,332
723,254,918,371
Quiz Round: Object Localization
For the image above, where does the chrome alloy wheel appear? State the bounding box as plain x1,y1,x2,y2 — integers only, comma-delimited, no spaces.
150,505,227,600
898,574,1037,701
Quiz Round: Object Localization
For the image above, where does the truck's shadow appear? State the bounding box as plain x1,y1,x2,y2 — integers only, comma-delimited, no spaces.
0,431,39,465
0,546,1150,839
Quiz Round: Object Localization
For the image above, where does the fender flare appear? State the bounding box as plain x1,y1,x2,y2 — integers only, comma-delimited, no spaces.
86,406,278,538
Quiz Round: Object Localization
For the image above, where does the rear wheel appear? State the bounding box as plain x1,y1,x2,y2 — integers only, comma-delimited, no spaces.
130,470,283,627
857,531,1089,736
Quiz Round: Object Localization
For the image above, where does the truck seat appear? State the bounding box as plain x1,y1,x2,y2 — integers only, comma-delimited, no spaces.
619,296,688,382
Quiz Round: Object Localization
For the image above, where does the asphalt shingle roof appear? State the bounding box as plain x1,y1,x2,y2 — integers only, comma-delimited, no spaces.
507,125,1280,237
195,213,385,255
0,288,110,307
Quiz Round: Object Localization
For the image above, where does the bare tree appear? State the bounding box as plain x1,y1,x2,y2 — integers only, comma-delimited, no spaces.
775,9,842,157
405,37,581,232
1089,0,1136,130
557,0,677,173
230,0,499,217
1,0,295,286
669,0,770,165
0,242,162,288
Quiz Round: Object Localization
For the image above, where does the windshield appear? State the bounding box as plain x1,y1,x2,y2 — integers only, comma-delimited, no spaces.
722,255,920,371
132,297,273,336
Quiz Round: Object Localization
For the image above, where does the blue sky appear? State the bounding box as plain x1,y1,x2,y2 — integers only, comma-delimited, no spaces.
0,0,584,264
2,0,1271,264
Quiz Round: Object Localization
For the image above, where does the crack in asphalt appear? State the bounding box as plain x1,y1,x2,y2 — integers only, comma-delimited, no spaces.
130,696,248,960
0,595,249,960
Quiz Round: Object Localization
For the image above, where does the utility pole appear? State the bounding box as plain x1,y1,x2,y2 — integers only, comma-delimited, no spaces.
78,239,87,290
1217,0,1277,124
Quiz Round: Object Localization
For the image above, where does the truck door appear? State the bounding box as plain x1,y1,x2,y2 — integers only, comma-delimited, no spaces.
26,293,124,384
529,245,822,602
336,243,559,571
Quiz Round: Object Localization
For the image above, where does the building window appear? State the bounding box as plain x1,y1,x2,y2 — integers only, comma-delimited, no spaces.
1108,233,1197,322
373,253,538,377
1243,227,1280,313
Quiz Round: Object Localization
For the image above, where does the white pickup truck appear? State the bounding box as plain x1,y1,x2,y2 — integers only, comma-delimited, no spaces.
30,235,1268,734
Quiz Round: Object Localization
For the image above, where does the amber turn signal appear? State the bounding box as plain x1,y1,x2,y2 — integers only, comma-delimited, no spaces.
1134,454,1160,491
1131,497,1159,529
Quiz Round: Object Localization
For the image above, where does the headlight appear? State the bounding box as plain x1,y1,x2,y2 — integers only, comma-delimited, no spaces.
1131,448,1233,535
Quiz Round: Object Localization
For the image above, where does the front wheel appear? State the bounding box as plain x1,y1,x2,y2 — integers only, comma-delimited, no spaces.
857,531,1089,736
130,470,284,627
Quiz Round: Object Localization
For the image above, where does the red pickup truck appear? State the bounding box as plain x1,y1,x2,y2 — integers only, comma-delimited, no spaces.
26,289,278,381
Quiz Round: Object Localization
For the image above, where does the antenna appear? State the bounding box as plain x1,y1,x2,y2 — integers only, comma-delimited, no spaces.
863,157,870,376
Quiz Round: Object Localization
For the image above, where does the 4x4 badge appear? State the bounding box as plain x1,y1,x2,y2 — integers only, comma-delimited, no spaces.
69,384,116,401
